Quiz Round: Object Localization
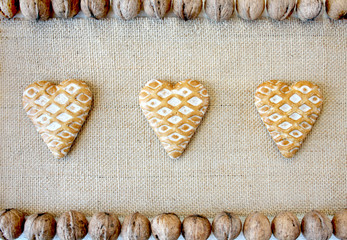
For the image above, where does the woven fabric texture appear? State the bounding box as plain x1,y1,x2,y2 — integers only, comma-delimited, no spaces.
0,18,346,217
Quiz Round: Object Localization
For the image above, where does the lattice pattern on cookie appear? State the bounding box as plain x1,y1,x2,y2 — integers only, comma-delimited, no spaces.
23,79,92,158
139,79,209,159
255,80,323,158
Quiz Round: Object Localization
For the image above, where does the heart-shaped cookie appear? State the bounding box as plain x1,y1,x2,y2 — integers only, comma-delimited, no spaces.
139,79,209,159
255,80,323,158
23,79,92,158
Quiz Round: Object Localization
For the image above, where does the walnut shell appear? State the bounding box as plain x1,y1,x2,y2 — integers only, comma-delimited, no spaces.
182,215,211,240
236,0,264,20
57,211,88,240
143,0,170,18
325,0,346,20
19,0,51,20
121,212,151,240
173,0,202,20
0,209,25,240
332,209,347,240
151,213,181,240
271,211,300,240
24,213,56,240
296,0,322,21
266,0,295,20
243,212,271,240
0,0,19,18
81,0,110,19
301,210,333,240
212,212,241,240
205,0,234,21
52,0,80,18
113,0,140,20
88,212,121,240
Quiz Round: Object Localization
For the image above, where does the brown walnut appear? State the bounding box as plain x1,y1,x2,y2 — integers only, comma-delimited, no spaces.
19,0,51,20
205,0,234,21
81,0,110,19
113,0,141,20
0,209,25,240
24,213,56,240
301,210,333,240
236,0,264,20
57,211,88,240
0,0,19,18
88,212,121,240
243,212,271,240
332,209,347,240
297,0,322,21
121,212,151,240
325,0,347,20
151,213,181,240
212,212,241,240
143,0,171,18
182,215,211,240
266,0,295,20
52,0,80,18
172,0,202,20
271,211,300,240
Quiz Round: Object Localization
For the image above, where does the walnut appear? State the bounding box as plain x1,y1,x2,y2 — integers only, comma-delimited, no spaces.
143,0,171,18
52,0,80,18
19,0,51,20
271,211,300,240
151,213,181,240
88,212,121,240
121,212,151,240
182,215,211,240
236,0,264,20
57,211,88,240
205,0,234,21
266,0,295,20
243,212,271,240
325,0,346,20
296,0,322,21
0,209,25,240
0,0,19,18
81,0,110,19
113,0,141,20
172,0,202,20
212,212,241,240
301,210,333,240
332,209,347,240
24,213,56,240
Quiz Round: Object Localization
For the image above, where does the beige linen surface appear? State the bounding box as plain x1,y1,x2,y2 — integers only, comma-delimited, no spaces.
0,18,346,217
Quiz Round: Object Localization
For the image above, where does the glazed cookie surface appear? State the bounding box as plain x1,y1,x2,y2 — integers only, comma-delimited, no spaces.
23,79,92,158
255,80,323,158
140,79,209,159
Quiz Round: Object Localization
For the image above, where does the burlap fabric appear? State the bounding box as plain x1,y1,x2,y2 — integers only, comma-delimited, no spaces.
0,17,345,217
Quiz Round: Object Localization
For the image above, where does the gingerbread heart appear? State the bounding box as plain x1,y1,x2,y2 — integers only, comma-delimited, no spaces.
139,79,209,159
23,79,92,158
255,80,323,158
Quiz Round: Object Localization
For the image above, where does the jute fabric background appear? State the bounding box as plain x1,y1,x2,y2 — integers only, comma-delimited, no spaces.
0,17,346,217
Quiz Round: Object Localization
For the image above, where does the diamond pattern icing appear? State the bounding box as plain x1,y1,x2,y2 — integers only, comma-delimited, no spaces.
139,79,209,159
23,79,92,158
187,97,203,106
167,97,181,107
279,104,292,112
269,95,282,104
255,80,323,158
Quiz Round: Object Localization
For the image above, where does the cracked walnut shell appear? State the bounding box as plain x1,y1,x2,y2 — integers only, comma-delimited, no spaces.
173,0,202,20
0,0,19,18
